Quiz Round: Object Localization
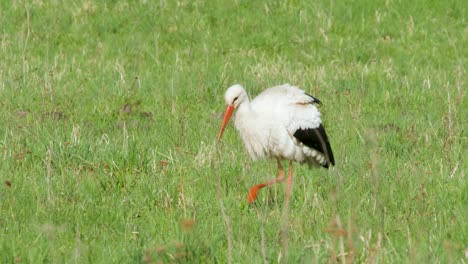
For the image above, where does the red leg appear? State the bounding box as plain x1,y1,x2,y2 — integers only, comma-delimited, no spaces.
247,159,285,203
285,160,294,203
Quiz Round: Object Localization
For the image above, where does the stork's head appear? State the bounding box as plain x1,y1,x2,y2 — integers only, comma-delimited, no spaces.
224,84,248,108
217,84,248,140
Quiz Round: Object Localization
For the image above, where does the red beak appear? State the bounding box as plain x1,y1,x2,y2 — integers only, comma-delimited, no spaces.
217,105,234,140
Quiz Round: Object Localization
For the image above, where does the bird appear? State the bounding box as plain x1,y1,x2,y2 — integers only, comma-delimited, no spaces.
217,83,335,204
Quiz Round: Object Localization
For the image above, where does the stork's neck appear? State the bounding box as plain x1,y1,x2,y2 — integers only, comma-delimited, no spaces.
235,99,256,128
237,98,252,114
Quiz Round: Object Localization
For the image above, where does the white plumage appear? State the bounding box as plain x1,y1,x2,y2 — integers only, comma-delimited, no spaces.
217,83,334,203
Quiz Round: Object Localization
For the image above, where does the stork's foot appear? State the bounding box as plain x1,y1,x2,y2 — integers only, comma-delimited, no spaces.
247,159,286,203
247,184,265,203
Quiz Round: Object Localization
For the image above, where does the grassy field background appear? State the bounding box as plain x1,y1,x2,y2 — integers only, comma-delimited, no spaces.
0,1,466,263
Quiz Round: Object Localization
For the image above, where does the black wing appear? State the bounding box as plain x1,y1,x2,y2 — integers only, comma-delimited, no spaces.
293,124,335,168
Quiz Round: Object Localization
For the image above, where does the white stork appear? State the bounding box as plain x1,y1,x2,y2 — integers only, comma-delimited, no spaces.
217,83,335,203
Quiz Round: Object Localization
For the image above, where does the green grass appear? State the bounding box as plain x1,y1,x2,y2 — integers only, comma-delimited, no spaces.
0,1,466,263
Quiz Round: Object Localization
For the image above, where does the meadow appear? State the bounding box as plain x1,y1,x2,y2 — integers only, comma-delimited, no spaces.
0,1,466,263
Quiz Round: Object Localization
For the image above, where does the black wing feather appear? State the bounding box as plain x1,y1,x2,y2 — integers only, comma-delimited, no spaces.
293,124,335,168
305,93,322,105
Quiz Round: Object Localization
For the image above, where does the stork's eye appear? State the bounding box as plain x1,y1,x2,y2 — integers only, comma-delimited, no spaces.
233,96,239,103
